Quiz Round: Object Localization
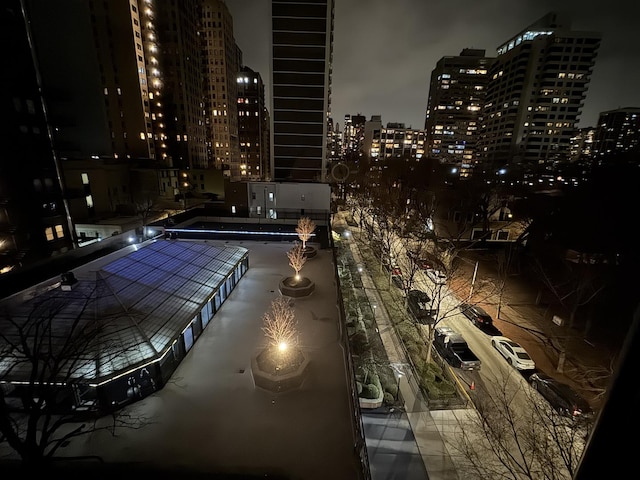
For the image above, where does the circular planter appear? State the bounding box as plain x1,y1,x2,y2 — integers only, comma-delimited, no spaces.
303,245,317,258
279,276,315,297
251,346,310,393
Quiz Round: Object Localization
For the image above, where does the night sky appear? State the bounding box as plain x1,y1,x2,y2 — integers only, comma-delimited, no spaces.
227,0,640,130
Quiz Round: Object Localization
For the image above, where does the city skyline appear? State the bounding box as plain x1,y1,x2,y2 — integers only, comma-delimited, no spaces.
228,0,640,130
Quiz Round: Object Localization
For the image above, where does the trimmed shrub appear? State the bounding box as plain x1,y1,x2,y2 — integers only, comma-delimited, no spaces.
361,383,380,399
383,392,395,405
377,367,396,396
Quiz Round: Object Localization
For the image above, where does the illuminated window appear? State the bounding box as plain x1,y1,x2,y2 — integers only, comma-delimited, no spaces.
86,195,94,208
81,173,89,185
55,225,64,238
45,227,54,241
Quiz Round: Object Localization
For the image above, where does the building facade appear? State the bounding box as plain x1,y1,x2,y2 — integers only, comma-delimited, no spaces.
424,49,495,177
570,127,596,162
370,124,426,161
592,108,640,162
271,0,335,182
342,113,366,157
477,12,601,171
1,0,76,273
155,0,208,170
201,0,242,177
23,0,179,164
237,66,270,180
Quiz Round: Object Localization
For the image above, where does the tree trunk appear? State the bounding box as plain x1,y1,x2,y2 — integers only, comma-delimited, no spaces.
557,349,566,373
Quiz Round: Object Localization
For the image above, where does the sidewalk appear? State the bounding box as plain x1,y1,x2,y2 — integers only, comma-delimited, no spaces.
340,221,461,480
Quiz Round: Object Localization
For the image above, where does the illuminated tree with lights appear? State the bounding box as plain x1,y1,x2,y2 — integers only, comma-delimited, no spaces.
287,242,307,283
261,296,298,354
296,217,316,250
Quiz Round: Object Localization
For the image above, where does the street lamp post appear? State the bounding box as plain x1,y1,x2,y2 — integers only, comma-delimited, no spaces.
468,260,479,301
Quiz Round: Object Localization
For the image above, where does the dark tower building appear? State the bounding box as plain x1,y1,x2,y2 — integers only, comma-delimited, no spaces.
201,0,242,178
271,0,334,182
237,66,270,181
23,0,171,163
592,107,640,161
477,12,601,171
342,114,366,157
155,0,207,170
424,49,495,177
1,0,75,273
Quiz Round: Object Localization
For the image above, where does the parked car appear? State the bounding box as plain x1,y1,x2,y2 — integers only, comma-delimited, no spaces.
491,336,535,371
459,303,494,328
433,326,481,371
529,372,592,418
407,290,437,324
426,269,447,285
384,262,402,277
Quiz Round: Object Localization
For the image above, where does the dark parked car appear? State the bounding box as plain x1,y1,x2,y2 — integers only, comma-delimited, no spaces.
529,372,592,418
407,290,437,324
459,303,494,328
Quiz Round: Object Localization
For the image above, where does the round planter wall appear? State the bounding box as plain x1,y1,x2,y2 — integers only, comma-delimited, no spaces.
251,347,310,393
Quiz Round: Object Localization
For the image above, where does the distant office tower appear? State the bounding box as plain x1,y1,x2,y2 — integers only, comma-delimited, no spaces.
237,66,270,180
201,0,242,178
424,49,495,177
327,117,342,163
370,123,426,161
155,0,208,170
271,0,335,182
477,12,601,170
570,127,596,162
363,115,383,158
592,108,640,161
1,0,75,272
342,114,366,157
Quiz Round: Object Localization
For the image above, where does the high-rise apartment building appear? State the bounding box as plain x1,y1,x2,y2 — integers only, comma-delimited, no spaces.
570,127,596,162
23,0,171,163
370,124,426,161
1,0,75,272
342,114,366,157
201,0,242,178
477,12,601,170
20,0,212,171
424,49,495,177
155,0,208,170
327,118,342,163
237,66,270,181
271,0,335,182
363,115,383,158
592,108,640,161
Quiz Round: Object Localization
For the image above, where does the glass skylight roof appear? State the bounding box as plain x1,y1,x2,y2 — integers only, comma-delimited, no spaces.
0,240,248,384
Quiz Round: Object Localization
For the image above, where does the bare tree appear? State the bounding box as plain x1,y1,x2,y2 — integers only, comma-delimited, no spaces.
452,369,592,480
532,258,607,373
286,242,307,282
133,190,159,237
262,296,298,350
295,217,316,250
0,294,145,467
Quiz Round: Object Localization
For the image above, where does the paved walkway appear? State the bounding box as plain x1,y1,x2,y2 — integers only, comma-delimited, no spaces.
336,213,461,480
